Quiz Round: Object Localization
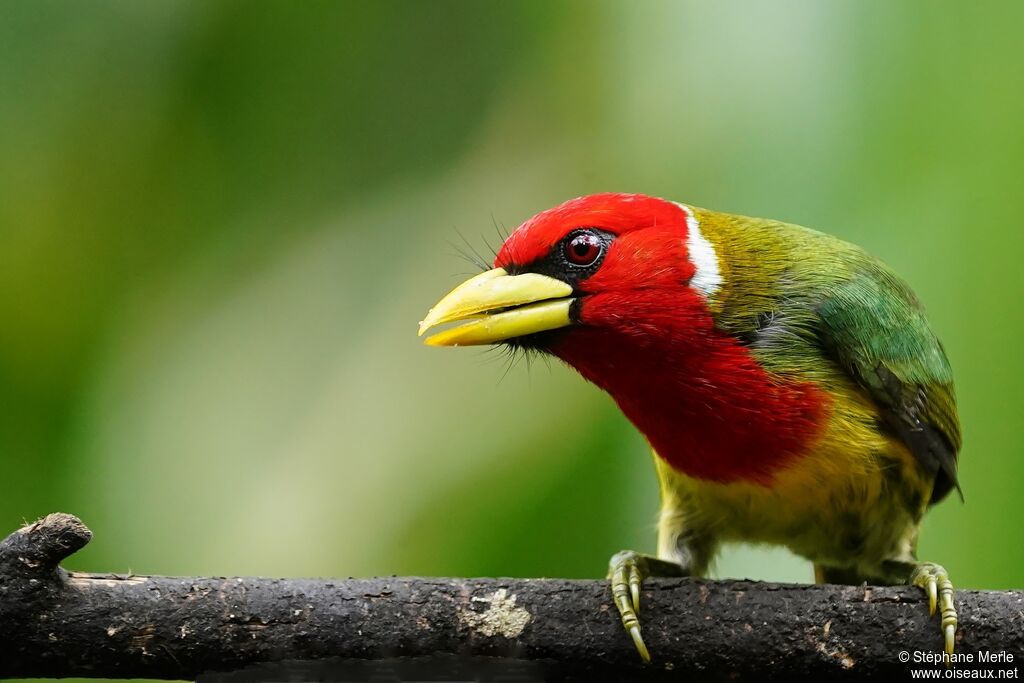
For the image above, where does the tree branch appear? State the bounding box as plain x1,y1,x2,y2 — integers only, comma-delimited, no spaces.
1,514,1021,681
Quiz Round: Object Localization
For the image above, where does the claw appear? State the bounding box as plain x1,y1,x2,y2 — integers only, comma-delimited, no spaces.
927,577,937,615
629,625,651,663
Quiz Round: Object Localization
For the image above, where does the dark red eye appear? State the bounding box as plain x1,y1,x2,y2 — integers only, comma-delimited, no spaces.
564,232,603,266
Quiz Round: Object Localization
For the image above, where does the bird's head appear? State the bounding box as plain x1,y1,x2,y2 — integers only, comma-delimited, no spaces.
419,193,828,484
418,193,722,362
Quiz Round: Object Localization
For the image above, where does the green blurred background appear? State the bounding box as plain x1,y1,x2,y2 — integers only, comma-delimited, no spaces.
2,0,1022,602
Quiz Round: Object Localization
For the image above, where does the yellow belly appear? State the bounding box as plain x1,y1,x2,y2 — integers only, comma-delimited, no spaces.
653,388,934,574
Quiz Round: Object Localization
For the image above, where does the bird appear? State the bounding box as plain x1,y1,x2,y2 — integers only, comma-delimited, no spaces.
417,193,961,661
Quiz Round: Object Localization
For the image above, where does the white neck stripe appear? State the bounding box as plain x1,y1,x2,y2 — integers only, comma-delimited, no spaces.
675,202,722,299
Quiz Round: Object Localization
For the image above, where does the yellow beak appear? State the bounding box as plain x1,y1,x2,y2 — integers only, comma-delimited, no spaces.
418,268,574,346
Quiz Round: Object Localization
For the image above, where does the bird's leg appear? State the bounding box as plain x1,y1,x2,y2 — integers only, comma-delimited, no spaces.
611,455,718,663
881,559,958,656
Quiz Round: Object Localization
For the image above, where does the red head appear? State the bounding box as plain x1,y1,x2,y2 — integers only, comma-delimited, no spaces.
492,193,721,357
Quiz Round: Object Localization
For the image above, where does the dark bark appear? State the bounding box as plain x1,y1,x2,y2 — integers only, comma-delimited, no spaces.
1,513,1021,681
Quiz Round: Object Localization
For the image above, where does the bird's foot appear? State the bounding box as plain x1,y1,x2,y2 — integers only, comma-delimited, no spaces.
608,550,688,663
609,550,651,662
910,562,957,656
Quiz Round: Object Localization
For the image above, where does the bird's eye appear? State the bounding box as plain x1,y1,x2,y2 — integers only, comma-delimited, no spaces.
564,232,603,266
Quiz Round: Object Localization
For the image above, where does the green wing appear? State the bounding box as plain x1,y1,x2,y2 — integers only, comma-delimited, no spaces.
815,265,962,504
